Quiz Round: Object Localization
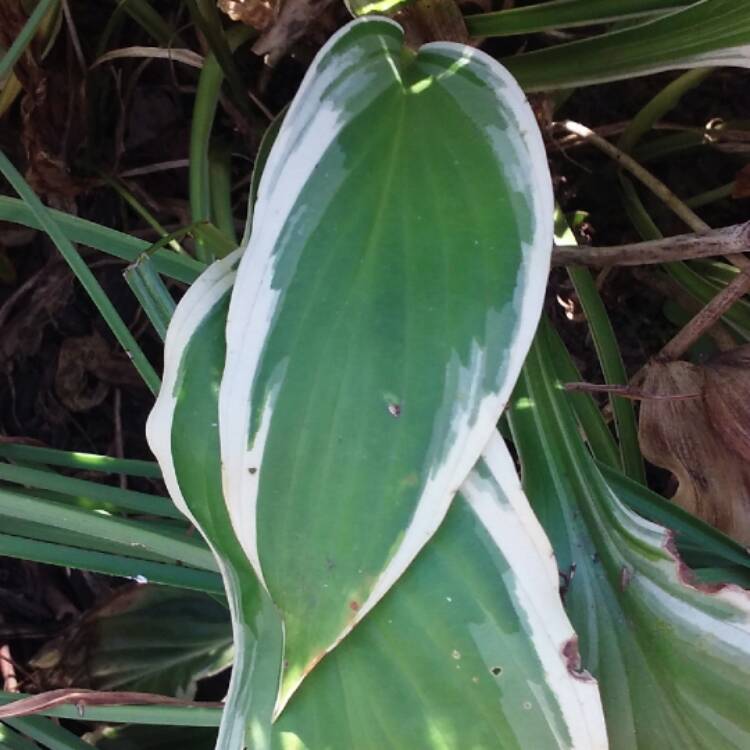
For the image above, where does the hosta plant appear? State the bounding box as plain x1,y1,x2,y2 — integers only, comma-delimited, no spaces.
147,17,608,750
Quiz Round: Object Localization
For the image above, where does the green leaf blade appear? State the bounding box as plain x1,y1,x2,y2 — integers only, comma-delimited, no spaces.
216,19,553,706
510,320,750,749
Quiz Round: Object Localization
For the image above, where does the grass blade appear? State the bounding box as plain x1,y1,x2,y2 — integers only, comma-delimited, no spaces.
124,254,176,341
0,196,203,283
0,695,221,728
0,0,59,82
503,0,750,90
0,462,179,518
0,152,160,393
0,486,216,571
0,532,223,593
466,0,688,38
0,444,161,478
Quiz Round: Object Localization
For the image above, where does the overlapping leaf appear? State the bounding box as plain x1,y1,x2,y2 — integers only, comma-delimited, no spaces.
147,17,611,748
148,262,606,749
509,320,750,749
213,17,554,706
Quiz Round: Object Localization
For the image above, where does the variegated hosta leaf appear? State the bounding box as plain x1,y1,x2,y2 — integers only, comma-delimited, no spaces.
148,261,607,748
216,17,553,707
148,252,283,749
509,320,750,750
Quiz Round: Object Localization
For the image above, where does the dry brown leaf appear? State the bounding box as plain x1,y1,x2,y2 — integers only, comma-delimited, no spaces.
704,345,750,462
639,356,750,545
251,0,338,64
218,0,278,30
394,0,469,47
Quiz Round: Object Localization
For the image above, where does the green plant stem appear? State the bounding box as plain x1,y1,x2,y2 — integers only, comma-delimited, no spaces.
0,487,216,571
0,0,60,81
209,140,238,244
0,695,222,728
0,152,160,393
685,181,735,208
0,444,161,478
0,532,223,593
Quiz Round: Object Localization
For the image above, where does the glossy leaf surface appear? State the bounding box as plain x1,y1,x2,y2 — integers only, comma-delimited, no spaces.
509,320,750,750
216,17,553,706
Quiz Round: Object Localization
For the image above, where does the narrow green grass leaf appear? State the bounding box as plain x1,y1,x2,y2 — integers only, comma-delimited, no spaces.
189,26,253,261
504,0,750,90
0,196,203,283
0,532,223,593
0,487,216,571
466,0,688,38
557,213,645,482
208,140,237,244
0,462,179,518
0,0,59,82
0,695,222,728
124,255,176,341
0,444,160,478
1,516,184,564
0,723,40,750
0,152,160,393
4,716,90,750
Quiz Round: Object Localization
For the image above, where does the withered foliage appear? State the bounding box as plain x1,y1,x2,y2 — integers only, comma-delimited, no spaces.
0,1,89,206
639,348,750,545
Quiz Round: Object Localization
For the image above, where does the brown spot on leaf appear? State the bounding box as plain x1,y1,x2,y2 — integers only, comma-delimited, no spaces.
561,636,595,682
620,566,633,591
349,600,360,612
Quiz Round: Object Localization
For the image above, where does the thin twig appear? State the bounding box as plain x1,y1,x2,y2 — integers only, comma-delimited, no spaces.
557,120,711,233
658,269,750,360
553,222,750,266
564,382,700,401
558,118,750,361
0,689,222,719
120,159,190,178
